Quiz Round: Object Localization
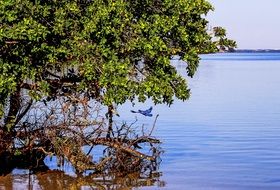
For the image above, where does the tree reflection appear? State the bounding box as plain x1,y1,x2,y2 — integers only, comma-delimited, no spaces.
0,169,165,190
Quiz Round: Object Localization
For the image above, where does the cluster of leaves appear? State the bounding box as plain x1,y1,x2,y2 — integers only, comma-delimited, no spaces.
0,0,235,118
212,27,237,52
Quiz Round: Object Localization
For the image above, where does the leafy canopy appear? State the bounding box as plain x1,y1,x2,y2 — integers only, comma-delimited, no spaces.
0,0,235,116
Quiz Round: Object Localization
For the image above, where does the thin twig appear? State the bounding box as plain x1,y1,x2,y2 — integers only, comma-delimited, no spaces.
5,41,19,44
149,114,159,136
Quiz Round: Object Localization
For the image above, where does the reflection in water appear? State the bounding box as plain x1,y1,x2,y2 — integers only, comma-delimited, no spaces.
0,170,165,190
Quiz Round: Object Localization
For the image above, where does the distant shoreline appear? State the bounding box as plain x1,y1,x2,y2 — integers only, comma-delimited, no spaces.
203,49,280,55
231,49,280,53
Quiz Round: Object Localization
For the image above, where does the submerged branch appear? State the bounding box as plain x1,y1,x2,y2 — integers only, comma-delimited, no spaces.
91,138,160,161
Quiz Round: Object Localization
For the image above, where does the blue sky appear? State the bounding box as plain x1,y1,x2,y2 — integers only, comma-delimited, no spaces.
207,0,280,49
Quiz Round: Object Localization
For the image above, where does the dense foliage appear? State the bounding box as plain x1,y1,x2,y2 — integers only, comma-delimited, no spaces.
0,0,235,114
0,0,235,173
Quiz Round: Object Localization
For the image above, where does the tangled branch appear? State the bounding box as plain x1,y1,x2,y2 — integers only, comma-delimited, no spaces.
0,93,162,175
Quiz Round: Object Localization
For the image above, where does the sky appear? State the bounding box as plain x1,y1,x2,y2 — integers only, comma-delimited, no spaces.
207,0,280,49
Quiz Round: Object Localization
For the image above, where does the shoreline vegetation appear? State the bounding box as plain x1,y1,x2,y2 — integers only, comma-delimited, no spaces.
220,49,280,53
235,49,280,53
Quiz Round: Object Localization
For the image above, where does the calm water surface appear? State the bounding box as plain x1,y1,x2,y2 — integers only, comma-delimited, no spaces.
119,53,280,189
1,53,280,189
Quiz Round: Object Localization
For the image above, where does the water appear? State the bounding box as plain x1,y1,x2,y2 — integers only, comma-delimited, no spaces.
162,53,280,189
118,52,280,189
1,53,280,189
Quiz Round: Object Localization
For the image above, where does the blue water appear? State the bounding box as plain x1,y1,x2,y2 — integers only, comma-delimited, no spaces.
118,53,280,189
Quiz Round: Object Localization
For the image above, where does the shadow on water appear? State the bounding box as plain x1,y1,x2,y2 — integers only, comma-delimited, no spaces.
0,169,165,189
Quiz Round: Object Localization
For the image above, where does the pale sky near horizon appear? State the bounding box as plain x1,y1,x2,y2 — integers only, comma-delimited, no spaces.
207,0,280,49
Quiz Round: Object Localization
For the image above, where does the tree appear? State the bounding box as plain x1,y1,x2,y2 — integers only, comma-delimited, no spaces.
212,27,237,52
0,0,235,174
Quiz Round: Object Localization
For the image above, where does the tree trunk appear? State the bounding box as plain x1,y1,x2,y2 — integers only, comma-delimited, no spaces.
2,86,21,152
106,105,113,138
4,86,21,132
